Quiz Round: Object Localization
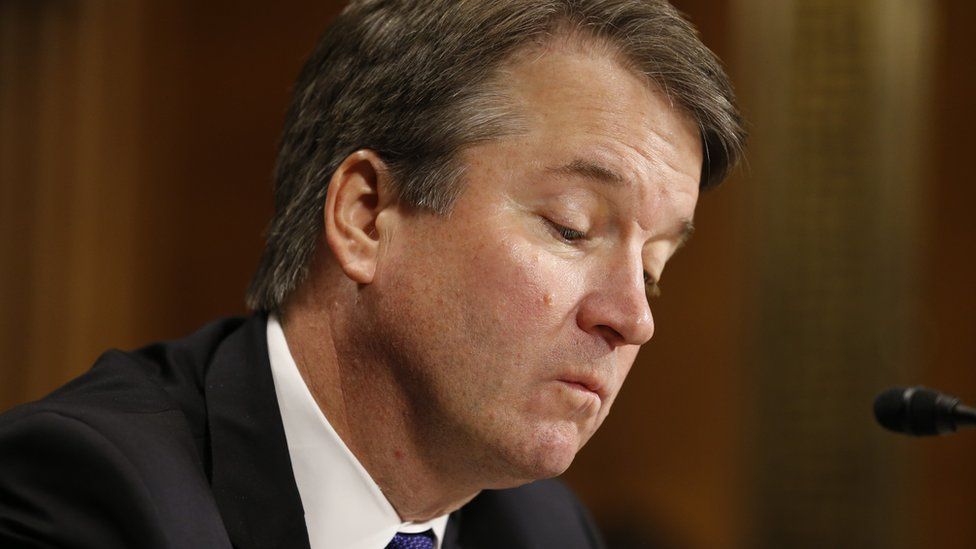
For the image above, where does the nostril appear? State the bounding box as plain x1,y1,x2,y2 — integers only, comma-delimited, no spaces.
596,325,625,346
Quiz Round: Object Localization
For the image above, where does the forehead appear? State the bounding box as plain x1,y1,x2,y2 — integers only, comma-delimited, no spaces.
506,40,699,170
478,39,703,218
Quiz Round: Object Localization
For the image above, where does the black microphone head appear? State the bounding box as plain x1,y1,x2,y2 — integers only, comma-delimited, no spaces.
874,386,959,436
874,387,910,434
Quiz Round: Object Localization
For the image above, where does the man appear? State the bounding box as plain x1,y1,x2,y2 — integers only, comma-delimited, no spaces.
0,1,744,548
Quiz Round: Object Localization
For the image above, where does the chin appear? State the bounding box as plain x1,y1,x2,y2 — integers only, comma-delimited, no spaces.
491,421,583,487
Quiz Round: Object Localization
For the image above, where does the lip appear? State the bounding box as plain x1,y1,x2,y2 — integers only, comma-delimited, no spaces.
557,374,606,402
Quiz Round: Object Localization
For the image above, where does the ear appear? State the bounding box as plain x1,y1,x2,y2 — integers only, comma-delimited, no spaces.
323,150,397,284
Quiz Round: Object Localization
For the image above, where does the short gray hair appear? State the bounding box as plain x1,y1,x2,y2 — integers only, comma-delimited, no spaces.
246,0,746,312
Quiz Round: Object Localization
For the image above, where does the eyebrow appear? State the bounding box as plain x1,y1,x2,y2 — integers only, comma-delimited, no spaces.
676,218,695,249
546,158,697,248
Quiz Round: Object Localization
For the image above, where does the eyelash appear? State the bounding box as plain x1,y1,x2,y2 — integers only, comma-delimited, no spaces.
545,219,586,242
555,225,586,242
547,218,662,300
644,273,662,299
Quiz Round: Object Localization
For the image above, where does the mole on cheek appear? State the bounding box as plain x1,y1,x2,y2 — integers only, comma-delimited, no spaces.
542,293,554,306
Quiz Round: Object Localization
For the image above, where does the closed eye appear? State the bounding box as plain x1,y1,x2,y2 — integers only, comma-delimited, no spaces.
545,218,660,298
644,272,661,299
544,219,586,243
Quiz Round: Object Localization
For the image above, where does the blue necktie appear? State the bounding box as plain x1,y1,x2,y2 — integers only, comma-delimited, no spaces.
386,529,435,549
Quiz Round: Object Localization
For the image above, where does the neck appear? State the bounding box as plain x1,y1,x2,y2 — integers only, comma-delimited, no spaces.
280,282,480,521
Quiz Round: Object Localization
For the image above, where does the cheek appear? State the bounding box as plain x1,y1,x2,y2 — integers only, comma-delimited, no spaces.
464,235,583,329
615,348,639,384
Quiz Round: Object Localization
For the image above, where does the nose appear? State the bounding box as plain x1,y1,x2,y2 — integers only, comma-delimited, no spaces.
576,257,655,348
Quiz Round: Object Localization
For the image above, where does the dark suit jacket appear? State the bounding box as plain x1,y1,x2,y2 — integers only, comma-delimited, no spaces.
0,316,606,548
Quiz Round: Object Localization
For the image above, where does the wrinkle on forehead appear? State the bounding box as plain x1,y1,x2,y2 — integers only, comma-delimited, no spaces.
503,46,701,182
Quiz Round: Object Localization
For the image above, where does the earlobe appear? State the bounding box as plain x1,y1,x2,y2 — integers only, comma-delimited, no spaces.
323,150,393,284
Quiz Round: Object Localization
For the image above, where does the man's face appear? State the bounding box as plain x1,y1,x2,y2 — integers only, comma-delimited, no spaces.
367,43,702,485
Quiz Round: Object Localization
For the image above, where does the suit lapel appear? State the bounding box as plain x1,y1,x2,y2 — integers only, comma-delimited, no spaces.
205,315,310,549
442,510,464,549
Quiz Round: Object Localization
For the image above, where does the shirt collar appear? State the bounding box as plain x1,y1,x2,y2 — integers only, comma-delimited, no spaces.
266,314,448,549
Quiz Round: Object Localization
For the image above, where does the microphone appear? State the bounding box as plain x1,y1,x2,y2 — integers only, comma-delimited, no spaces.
873,386,976,436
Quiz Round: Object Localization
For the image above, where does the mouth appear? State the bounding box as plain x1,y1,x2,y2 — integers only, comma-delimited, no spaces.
557,375,605,403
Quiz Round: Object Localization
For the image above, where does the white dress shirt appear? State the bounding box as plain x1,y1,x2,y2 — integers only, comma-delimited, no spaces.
267,315,449,549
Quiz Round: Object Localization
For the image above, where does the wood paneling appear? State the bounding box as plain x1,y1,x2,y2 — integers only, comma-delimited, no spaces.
912,2,976,547
0,1,144,405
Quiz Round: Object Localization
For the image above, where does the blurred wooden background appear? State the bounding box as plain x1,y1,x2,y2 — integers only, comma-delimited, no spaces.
1,1,974,547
